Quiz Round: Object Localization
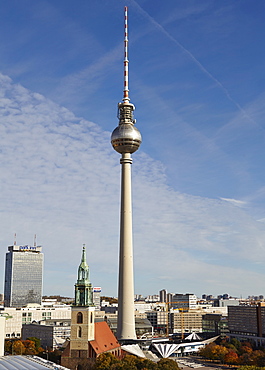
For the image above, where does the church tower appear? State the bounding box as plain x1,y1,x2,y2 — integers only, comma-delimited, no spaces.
70,245,95,355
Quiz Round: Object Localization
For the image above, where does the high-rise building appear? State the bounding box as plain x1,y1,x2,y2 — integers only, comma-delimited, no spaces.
93,287,101,311
111,6,142,343
159,289,167,303
4,244,43,307
171,293,197,310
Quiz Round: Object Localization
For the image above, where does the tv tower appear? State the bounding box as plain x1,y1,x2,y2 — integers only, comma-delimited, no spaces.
111,6,142,342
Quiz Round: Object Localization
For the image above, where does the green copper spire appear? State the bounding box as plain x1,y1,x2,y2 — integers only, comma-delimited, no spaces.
78,245,89,283
74,244,93,307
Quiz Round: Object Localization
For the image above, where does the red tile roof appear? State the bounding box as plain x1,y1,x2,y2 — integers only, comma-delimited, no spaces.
89,321,120,355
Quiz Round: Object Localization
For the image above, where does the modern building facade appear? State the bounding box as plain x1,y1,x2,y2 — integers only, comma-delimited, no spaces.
4,244,43,307
171,294,197,310
228,303,265,345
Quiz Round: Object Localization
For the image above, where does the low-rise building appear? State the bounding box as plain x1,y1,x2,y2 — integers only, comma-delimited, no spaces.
0,304,71,339
202,313,228,337
22,319,71,349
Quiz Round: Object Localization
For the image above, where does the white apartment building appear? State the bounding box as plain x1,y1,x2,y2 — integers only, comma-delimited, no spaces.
0,304,71,339
0,316,5,356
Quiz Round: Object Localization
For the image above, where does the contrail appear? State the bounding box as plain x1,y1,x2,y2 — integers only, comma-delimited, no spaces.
129,0,256,125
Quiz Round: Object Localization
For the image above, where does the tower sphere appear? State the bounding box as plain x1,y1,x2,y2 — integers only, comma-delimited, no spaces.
111,123,142,154
111,101,142,154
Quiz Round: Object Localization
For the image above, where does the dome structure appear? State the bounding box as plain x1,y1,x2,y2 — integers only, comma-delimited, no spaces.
111,123,142,154
111,101,142,154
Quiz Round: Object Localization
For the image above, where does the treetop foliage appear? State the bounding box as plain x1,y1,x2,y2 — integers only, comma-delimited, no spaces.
199,338,265,367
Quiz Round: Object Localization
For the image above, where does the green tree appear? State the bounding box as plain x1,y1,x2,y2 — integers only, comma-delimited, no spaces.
230,338,242,351
157,358,179,370
27,336,41,350
136,358,158,370
95,352,119,370
117,355,138,370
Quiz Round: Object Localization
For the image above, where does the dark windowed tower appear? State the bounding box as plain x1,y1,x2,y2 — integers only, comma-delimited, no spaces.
4,244,43,307
70,245,95,355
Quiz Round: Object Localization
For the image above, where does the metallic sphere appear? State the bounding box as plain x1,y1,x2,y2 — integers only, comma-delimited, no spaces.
111,123,142,154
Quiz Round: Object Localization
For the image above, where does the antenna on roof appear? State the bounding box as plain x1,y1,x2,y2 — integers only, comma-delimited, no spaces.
34,234,37,247
14,233,16,246
123,6,130,102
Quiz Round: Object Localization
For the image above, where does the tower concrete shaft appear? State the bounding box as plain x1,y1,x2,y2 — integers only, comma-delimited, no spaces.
117,152,136,340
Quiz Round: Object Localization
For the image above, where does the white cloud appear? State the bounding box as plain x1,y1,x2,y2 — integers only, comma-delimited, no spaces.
220,198,247,207
0,73,265,299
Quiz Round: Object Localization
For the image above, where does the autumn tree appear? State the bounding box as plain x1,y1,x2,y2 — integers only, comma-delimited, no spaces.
95,352,119,370
12,340,25,355
211,345,229,363
27,336,42,351
224,349,239,365
199,343,216,360
156,358,180,370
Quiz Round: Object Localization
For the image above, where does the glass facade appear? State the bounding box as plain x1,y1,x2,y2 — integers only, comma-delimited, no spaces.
4,245,43,307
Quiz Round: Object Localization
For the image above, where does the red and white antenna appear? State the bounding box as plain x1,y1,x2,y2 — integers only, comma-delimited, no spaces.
123,6,130,102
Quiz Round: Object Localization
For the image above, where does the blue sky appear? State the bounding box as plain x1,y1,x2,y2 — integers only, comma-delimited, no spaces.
0,0,265,299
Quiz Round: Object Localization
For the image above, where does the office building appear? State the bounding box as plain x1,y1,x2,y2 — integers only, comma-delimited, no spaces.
228,303,265,345
4,244,43,307
159,289,167,303
93,287,101,311
171,293,197,310
202,313,228,337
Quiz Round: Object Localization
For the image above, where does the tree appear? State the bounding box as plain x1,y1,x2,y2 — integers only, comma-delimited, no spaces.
95,352,119,370
230,338,242,351
136,358,158,370
199,343,229,363
211,345,229,363
23,339,38,355
156,358,180,370
4,340,12,354
27,336,41,350
12,340,25,355
224,350,239,365
241,345,253,355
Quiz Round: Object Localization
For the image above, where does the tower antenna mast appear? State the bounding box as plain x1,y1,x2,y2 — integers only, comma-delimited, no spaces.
123,6,130,103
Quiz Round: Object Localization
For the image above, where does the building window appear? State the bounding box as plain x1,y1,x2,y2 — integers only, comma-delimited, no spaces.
77,312,83,324
90,312,93,323
78,326,82,338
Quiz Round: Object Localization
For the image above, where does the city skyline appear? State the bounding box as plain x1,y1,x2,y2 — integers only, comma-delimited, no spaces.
0,1,265,298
